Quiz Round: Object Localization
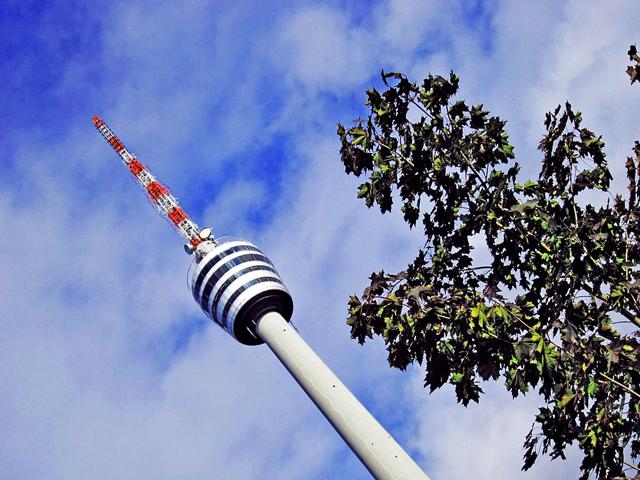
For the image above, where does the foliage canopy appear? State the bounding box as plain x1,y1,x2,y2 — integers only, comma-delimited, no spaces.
337,45,640,479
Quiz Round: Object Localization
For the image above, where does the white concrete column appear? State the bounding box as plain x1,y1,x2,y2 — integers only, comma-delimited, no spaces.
256,311,430,480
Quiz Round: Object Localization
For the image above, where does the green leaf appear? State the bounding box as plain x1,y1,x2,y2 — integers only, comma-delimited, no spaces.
500,143,515,156
511,200,539,213
561,392,575,407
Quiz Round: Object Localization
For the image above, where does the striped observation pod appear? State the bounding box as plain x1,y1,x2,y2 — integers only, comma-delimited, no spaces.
190,238,293,345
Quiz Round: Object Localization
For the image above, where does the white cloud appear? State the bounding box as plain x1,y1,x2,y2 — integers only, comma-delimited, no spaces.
375,0,445,53
202,178,266,237
406,378,584,480
2,1,639,479
524,0,640,180
274,6,370,92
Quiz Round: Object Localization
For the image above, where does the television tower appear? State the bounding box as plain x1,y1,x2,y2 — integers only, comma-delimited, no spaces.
92,115,430,480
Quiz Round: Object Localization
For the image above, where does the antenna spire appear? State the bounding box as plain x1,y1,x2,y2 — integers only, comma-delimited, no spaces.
92,115,207,251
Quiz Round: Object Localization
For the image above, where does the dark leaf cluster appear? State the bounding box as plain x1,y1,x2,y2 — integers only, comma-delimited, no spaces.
628,44,639,84
338,60,640,478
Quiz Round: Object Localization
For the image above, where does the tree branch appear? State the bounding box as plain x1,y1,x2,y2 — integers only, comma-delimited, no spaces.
598,372,640,400
582,283,640,328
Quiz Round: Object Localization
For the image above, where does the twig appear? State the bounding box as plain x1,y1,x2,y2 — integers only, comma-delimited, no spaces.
624,460,639,472
598,372,640,400
376,140,415,167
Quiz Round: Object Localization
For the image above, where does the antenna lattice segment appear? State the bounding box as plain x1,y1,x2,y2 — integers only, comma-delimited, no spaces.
92,115,202,247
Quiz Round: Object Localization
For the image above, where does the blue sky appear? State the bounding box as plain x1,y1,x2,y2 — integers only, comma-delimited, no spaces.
1,1,639,479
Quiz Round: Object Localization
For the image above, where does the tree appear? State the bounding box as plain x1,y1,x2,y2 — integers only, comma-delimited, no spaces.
337,45,640,479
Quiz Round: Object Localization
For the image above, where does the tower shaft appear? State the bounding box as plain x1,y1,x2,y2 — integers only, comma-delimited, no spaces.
256,312,430,480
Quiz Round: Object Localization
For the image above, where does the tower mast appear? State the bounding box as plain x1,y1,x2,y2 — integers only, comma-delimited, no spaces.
93,116,430,480
92,115,203,249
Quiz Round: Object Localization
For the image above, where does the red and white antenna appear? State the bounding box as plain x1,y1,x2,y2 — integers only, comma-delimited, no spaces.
92,115,205,250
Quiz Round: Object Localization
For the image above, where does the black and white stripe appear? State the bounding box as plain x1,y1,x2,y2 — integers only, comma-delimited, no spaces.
190,239,293,345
